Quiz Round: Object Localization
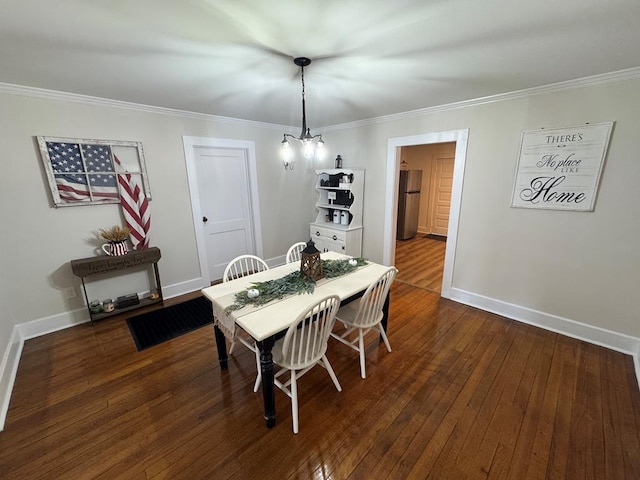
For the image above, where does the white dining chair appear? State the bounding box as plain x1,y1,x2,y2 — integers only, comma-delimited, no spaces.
222,254,270,392
223,254,269,282
330,266,397,378
273,294,342,434
285,241,307,264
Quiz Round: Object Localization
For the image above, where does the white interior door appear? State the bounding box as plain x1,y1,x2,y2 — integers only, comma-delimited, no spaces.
196,147,255,281
429,157,454,236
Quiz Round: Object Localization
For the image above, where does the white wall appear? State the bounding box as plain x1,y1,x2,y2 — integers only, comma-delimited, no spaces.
327,76,640,340
2,72,640,429
0,88,321,347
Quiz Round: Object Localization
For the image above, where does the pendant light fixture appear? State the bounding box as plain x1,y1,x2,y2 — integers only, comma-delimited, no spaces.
281,57,325,170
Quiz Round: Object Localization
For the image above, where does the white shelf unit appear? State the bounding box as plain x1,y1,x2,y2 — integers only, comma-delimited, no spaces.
310,168,364,257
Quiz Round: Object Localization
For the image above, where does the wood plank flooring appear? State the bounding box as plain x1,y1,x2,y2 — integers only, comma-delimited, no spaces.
395,235,446,293
1,284,640,478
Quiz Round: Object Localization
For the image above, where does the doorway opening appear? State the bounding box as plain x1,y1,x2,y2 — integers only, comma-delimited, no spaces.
383,129,469,299
394,142,455,293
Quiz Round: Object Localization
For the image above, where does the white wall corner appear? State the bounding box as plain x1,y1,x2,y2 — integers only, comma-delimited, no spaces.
0,326,23,431
450,288,640,389
18,308,90,341
0,276,206,431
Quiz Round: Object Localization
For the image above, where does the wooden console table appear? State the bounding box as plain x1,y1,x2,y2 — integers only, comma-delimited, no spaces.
71,247,163,322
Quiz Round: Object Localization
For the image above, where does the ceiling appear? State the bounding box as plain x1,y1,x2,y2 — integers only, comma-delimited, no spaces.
2,0,640,128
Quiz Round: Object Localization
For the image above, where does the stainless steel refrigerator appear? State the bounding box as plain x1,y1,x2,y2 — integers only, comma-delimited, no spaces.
397,170,422,240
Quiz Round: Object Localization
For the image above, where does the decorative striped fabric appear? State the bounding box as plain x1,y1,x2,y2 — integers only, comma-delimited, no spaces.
114,155,151,250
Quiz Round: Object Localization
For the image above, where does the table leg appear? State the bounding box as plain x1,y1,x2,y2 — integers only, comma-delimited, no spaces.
382,292,391,331
380,292,391,342
257,337,276,428
213,325,228,369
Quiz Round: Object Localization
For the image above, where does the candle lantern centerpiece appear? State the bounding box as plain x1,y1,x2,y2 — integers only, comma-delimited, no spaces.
300,238,324,281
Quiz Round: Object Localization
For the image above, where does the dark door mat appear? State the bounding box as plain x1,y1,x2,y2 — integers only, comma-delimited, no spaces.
126,296,213,351
424,234,447,242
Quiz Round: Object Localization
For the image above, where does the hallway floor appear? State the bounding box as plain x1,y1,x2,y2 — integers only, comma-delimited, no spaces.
394,234,446,293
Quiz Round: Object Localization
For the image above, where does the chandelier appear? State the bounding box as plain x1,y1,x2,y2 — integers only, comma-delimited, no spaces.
280,57,325,170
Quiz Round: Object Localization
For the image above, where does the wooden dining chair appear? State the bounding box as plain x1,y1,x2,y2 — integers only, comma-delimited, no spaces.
330,266,397,378
285,241,307,264
222,254,270,392
273,294,342,434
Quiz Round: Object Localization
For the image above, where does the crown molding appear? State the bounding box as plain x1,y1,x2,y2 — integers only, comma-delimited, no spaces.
0,82,284,131
2,66,640,132
323,66,640,131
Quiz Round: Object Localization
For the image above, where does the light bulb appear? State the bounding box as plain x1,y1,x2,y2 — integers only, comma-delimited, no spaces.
303,140,315,159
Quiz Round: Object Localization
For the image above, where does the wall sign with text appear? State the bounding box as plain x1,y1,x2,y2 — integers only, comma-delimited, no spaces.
511,122,613,211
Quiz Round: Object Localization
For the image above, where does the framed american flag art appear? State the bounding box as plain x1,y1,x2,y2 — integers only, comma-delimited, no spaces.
37,136,151,207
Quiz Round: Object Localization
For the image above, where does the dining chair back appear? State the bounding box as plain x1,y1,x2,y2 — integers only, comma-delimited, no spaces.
221,254,270,392
273,294,342,433
285,241,306,264
223,254,269,282
331,266,397,378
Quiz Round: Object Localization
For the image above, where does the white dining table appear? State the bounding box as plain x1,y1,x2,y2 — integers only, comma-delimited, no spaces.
201,251,393,428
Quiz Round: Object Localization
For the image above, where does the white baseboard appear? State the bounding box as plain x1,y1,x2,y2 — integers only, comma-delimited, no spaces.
0,276,207,431
0,327,22,431
161,277,206,300
268,255,287,268
6,279,635,431
450,287,640,388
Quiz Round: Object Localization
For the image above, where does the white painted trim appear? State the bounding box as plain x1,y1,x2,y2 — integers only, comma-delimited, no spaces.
161,278,206,300
450,287,640,358
325,67,640,131
0,275,208,431
268,255,287,268
2,311,93,431
3,67,640,132
2,271,639,431
384,129,468,299
0,82,287,130
182,136,264,286
0,326,23,431
18,309,88,341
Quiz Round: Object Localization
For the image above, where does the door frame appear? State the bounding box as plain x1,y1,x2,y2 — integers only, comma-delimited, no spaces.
383,129,468,299
183,136,263,286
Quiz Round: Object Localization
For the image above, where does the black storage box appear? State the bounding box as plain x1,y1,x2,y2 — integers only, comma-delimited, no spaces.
116,293,139,309
328,174,341,187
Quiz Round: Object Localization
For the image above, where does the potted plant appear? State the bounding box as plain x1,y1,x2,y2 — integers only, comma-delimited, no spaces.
99,225,130,256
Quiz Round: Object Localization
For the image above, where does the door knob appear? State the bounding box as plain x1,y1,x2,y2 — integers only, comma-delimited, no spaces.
203,216,208,223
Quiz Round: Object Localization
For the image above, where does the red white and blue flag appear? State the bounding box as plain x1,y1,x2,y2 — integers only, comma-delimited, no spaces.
114,155,151,250
46,142,119,202
45,141,151,249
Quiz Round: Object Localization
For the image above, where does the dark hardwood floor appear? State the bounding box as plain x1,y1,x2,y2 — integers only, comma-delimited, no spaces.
1,281,640,478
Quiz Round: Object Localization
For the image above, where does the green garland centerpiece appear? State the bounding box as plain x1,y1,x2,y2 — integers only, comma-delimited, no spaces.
224,257,367,313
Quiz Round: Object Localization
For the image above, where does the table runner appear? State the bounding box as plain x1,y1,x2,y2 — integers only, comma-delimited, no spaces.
208,262,298,342
212,259,372,341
